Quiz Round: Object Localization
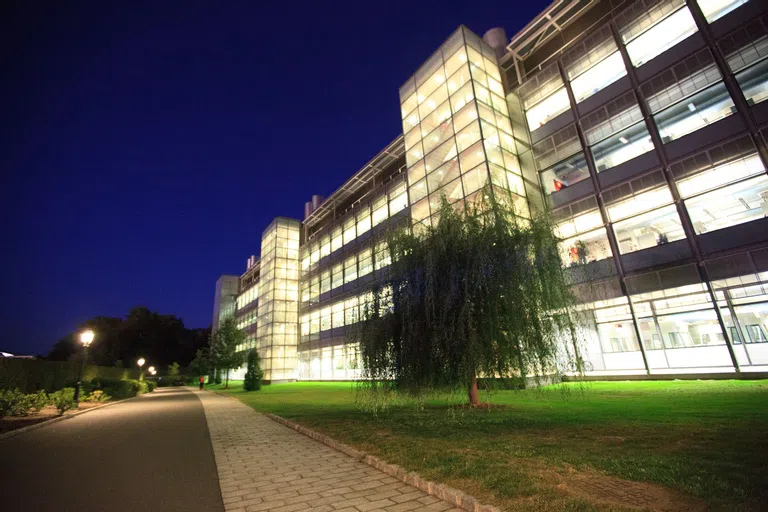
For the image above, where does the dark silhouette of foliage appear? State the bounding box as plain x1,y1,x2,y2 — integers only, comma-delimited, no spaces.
209,317,245,389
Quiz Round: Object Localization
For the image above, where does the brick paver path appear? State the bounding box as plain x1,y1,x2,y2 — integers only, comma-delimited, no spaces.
197,391,460,512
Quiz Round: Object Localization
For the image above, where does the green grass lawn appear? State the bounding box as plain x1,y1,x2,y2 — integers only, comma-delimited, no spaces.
210,380,768,511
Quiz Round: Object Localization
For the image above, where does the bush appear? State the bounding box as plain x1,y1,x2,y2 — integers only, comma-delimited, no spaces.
145,381,157,392
50,388,76,415
27,390,51,412
82,390,110,403
243,350,263,392
98,379,141,399
0,389,28,417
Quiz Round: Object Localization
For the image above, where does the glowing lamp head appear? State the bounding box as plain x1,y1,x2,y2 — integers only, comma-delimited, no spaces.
137,358,146,368
79,330,95,347
148,366,155,373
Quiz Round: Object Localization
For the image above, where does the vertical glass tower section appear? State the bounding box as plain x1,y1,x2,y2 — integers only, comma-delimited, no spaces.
400,26,528,231
256,217,301,381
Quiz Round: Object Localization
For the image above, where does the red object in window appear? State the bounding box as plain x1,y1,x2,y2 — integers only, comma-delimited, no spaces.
554,179,564,191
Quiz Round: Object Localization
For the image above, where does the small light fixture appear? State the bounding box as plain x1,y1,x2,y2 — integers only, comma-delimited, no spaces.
687,102,696,112
619,136,629,144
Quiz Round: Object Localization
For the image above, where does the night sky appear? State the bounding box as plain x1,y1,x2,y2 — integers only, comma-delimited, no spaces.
2,0,549,355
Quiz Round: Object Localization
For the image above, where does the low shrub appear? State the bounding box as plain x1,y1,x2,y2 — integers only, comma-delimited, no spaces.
0,389,28,417
97,379,141,399
50,388,76,415
145,381,157,392
82,390,110,403
26,390,50,412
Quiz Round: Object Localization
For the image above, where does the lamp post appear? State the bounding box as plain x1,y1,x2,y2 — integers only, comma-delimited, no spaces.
73,329,95,404
137,357,146,381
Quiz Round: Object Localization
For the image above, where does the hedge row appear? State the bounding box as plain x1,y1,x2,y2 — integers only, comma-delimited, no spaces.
0,358,140,394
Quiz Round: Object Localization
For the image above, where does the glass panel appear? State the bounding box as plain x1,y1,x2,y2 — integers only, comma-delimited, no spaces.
598,322,641,352
357,208,371,236
697,0,749,23
425,139,458,173
459,141,486,173
591,122,654,172
462,164,489,196
735,303,768,343
421,99,452,135
332,263,343,289
344,256,357,283
419,83,449,121
556,209,603,238
372,196,388,227
450,82,476,114
625,7,698,67
571,52,627,103
540,152,591,195
423,119,455,155
452,101,479,132
613,205,686,254
456,121,482,152
428,159,462,194
685,175,768,234
331,226,343,252
411,197,431,222
676,153,764,198
736,58,768,106
389,190,408,215
444,47,468,78
607,186,674,222
657,310,725,348
410,178,428,204
560,228,613,266
343,218,356,245
525,88,570,130
655,82,735,143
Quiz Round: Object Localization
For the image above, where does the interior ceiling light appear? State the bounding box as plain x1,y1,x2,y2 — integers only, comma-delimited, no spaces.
619,136,629,144
687,103,696,111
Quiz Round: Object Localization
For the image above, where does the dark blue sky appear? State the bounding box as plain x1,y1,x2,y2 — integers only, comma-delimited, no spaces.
2,0,548,355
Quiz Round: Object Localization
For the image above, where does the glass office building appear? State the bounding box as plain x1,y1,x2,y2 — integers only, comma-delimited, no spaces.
213,0,768,381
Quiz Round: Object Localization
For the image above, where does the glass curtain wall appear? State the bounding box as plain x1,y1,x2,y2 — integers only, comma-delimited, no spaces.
400,26,527,231
256,218,301,381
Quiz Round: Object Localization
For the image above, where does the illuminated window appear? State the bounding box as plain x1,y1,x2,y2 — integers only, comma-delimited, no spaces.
359,248,373,277
736,58,768,106
676,153,764,198
389,183,408,215
556,208,603,238
344,256,357,284
331,226,342,252
559,227,614,267
697,0,749,23
343,217,356,245
591,122,654,172
570,52,627,103
331,263,343,290
375,241,391,270
613,205,686,254
372,195,388,227
320,235,330,259
356,208,371,236
654,83,734,143
624,7,698,67
320,270,330,295
332,302,344,328
320,307,331,331
606,186,674,222
540,152,591,195
685,175,768,234
525,88,570,129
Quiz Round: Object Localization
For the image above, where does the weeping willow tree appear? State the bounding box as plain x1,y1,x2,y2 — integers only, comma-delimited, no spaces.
357,187,585,406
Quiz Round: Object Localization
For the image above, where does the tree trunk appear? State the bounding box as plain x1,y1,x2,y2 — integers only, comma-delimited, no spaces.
225,369,230,389
468,376,480,406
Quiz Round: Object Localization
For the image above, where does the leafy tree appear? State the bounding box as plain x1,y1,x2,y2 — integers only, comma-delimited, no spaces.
209,317,245,389
188,348,211,378
168,362,180,378
243,350,264,391
357,190,583,406
46,308,210,369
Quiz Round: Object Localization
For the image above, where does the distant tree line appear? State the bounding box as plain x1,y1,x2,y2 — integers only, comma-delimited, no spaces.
47,306,210,369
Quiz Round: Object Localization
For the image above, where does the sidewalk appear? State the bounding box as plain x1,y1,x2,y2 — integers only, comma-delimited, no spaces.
197,391,460,512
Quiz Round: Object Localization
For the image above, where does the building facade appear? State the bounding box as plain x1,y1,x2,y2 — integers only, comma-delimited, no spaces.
216,0,768,381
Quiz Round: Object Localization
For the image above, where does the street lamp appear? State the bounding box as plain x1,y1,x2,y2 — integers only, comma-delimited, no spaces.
137,357,146,381
73,329,95,404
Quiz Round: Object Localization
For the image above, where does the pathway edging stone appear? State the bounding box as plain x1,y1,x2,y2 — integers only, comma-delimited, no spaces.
263,413,499,512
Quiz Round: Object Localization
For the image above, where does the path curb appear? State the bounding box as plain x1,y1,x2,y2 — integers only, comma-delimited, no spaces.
264,412,500,512
0,392,147,441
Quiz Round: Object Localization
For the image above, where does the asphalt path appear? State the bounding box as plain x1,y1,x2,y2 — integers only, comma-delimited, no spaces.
0,387,224,512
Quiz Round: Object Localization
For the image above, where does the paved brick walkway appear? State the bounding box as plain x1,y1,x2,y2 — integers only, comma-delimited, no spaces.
197,391,460,512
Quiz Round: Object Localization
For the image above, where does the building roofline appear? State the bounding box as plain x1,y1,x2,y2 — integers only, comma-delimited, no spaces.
303,135,405,228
